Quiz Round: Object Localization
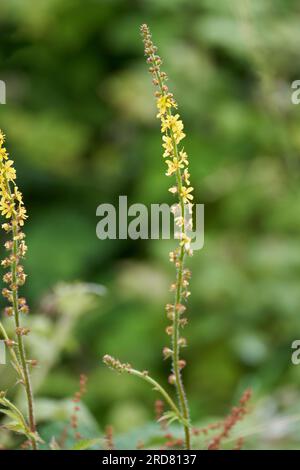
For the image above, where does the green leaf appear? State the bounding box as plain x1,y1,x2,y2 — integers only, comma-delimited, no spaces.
71,438,103,450
0,409,21,423
3,422,27,435
159,411,190,428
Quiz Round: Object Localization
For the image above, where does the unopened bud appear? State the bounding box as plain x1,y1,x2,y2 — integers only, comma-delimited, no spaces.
178,360,186,370
15,327,30,336
4,306,13,317
4,241,13,251
178,337,187,347
20,305,29,314
2,223,11,232
179,318,188,328
165,326,173,336
168,374,176,385
175,303,186,315
27,359,38,367
162,347,173,359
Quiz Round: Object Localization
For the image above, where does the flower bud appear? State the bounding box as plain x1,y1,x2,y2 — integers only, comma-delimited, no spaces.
4,306,13,317
168,374,176,385
179,318,188,327
165,326,173,336
162,347,173,359
178,337,187,347
27,359,38,367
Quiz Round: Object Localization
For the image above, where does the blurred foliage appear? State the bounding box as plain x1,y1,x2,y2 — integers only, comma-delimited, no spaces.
1,0,300,449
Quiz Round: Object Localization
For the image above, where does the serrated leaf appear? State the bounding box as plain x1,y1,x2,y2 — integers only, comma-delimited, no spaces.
0,394,42,444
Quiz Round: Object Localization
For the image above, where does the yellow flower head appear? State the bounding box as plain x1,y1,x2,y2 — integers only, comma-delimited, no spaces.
161,113,179,131
179,150,188,166
162,135,174,157
0,146,8,162
156,94,176,117
183,168,190,185
1,160,16,181
180,186,194,204
180,233,192,251
165,157,184,177
0,129,27,226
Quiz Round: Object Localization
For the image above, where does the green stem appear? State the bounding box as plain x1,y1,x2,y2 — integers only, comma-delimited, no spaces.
127,368,184,421
11,225,37,450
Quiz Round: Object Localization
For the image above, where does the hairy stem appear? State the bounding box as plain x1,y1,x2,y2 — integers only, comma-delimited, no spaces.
129,368,184,421
12,227,36,449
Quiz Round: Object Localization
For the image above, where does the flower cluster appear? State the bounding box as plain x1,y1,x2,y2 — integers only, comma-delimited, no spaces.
140,24,194,254
0,130,37,448
141,24,193,449
207,389,252,450
71,374,88,441
0,131,28,303
103,354,132,373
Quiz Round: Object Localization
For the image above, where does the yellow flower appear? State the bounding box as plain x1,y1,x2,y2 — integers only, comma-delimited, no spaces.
160,116,169,133
180,186,194,204
165,157,184,176
179,150,188,166
168,186,177,194
180,233,192,251
162,135,173,157
157,94,174,117
0,198,14,218
171,119,185,144
0,147,8,162
175,216,184,227
161,113,179,131
183,168,190,185
17,205,28,226
1,160,16,181
157,93,177,118
161,114,185,144
14,186,23,204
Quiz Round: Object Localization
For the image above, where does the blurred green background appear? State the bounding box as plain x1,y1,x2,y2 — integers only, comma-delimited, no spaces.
1,0,300,449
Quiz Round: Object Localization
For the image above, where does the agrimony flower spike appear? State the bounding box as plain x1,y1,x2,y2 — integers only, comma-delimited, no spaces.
0,130,38,449
141,24,193,449
103,26,194,450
